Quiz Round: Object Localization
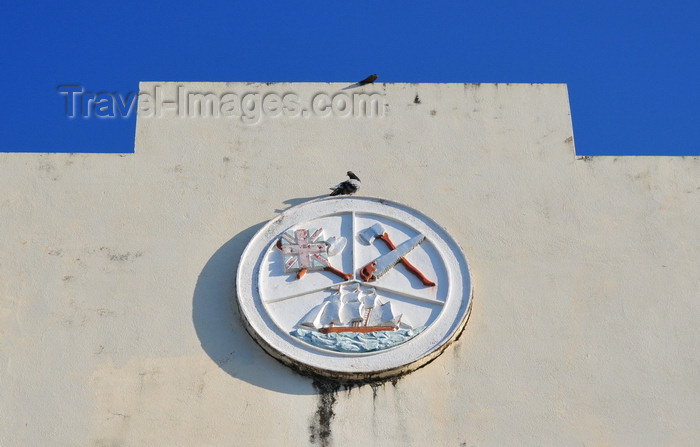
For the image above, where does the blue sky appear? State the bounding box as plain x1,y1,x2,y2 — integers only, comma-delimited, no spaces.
1,1,697,155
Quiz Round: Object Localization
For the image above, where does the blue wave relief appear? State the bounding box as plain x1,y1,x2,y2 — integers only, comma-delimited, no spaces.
291,327,426,353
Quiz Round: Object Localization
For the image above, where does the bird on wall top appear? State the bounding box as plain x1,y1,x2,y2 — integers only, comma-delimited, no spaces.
358,74,378,86
329,171,361,196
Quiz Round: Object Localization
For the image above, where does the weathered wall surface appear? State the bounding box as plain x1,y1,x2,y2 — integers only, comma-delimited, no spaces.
1,82,698,446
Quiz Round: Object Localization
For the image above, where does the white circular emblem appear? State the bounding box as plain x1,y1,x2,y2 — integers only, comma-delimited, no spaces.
236,197,472,380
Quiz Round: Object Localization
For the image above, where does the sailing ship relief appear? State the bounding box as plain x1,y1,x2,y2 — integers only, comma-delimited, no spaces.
291,284,425,353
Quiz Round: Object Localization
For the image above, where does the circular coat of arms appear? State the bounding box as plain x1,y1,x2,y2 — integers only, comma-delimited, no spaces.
236,196,472,381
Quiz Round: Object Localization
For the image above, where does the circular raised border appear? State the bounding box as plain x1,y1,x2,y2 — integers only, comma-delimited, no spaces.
236,196,472,381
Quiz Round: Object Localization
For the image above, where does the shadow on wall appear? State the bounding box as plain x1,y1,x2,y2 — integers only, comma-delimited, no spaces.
192,220,317,396
274,195,327,213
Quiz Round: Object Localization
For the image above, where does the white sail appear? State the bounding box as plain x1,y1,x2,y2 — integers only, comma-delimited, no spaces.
361,288,378,307
366,299,400,327
298,301,328,329
324,295,342,326
339,298,362,325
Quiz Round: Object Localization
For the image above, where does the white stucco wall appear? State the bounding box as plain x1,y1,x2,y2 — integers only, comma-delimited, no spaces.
1,82,698,446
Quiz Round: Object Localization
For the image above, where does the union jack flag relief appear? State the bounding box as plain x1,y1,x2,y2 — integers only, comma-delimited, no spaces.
280,228,329,272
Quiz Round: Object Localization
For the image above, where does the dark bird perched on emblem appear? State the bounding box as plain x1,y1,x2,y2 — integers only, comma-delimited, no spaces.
358,74,378,86
330,171,361,196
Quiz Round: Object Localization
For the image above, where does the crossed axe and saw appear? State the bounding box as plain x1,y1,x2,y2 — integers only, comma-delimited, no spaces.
357,223,436,287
